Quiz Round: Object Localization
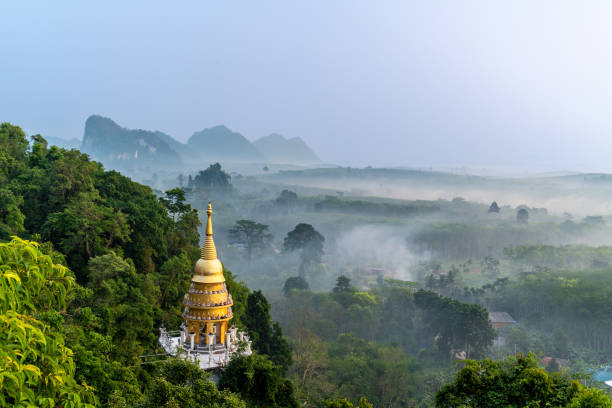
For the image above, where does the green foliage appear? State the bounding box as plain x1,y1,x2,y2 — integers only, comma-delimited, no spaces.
157,253,193,326
487,268,612,357
278,288,424,406
326,334,421,406
0,188,25,239
283,276,310,296
276,189,298,206
333,275,355,293
159,187,201,259
42,190,131,276
229,219,273,260
517,207,529,224
190,162,232,193
414,289,495,360
142,359,246,408
567,387,612,408
224,267,250,327
160,188,190,221
245,290,293,371
0,238,95,407
219,354,299,408
283,223,325,278
324,397,373,408
434,353,610,408
86,252,158,363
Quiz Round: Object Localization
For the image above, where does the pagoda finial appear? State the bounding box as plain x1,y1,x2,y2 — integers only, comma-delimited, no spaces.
206,202,213,236
202,202,217,260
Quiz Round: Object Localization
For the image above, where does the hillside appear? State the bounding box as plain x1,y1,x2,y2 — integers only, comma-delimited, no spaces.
186,125,265,162
253,133,320,163
81,115,181,169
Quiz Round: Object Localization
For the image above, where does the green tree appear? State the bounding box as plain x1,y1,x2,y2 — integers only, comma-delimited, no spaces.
283,276,310,296
65,306,142,406
160,188,201,259
488,201,500,213
283,223,325,278
0,187,25,238
142,359,246,408
94,169,176,273
157,252,193,326
244,290,293,371
229,219,273,260
191,163,232,193
86,252,158,363
0,122,29,183
0,237,95,407
434,354,607,408
276,189,298,206
41,191,131,280
568,388,612,408
219,354,299,408
517,208,529,224
288,328,334,405
414,289,495,360
160,187,191,221
333,275,355,293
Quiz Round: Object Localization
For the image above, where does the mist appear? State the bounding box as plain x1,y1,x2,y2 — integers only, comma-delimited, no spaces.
332,225,423,283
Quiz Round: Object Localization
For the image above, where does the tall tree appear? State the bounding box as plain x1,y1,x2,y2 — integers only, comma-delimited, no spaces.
333,275,354,293
488,201,500,213
276,190,298,206
86,252,158,363
517,208,529,224
229,220,273,260
191,162,232,193
414,289,495,360
283,276,310,296
160,188,190,221
283,223,325,278
160,188,200,258
244,290,292,371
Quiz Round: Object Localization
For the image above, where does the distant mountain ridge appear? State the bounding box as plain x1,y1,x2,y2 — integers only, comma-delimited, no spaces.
80,115,321,168
253,133,320,163
81,116,181,169
187,125,264,162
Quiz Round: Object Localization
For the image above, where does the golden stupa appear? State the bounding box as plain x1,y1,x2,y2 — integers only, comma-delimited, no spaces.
182,202,233,345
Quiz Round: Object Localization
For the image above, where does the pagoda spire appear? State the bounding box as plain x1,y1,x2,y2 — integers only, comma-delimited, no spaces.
201,202,217,260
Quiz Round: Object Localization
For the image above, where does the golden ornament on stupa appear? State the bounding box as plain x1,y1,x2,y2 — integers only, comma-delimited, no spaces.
182,202,233,345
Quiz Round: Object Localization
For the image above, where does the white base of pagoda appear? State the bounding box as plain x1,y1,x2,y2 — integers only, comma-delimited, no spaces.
158,327,252,371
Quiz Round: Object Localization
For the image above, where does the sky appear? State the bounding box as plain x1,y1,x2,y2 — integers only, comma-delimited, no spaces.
2,1,612,171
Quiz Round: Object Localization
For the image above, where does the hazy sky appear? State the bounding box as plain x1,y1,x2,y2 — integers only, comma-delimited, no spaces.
2,1,612,171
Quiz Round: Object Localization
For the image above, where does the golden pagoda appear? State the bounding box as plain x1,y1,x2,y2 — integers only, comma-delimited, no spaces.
182,202,233,346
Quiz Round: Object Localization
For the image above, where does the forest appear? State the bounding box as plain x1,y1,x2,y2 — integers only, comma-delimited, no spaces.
2,121,612,407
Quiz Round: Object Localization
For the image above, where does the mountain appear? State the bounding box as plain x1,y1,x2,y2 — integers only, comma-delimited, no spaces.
44,136,81,150
81,115,181,169
253,133,320,163
186,125,264,162
79,116,321,171
152,129,191,157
